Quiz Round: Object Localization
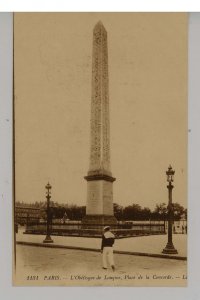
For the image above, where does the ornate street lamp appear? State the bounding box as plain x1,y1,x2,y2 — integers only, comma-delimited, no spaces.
162,165,178,254
43,182,53,243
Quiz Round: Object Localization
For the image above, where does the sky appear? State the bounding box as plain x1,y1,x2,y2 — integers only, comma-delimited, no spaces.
14,13,187,209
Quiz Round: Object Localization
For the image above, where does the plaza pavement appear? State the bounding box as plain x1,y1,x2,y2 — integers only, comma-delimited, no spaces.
15,245,187,287
16,228,187,260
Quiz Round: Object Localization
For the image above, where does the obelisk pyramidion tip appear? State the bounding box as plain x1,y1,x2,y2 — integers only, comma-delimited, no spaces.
94,20,106,32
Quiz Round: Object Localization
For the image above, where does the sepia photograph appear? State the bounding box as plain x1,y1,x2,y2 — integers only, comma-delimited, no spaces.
13,12,187,286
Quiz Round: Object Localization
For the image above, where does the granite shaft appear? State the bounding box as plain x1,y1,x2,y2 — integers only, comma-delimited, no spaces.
84,21,116,222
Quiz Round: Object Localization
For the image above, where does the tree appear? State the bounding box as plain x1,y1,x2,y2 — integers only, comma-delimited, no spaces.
153,203,167,220
113,203,123,220
123,204,142,220
172,202,185,220
152,203,167,230
141,207,151,220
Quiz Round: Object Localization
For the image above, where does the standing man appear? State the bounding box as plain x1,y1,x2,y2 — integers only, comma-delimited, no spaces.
101,226,115,271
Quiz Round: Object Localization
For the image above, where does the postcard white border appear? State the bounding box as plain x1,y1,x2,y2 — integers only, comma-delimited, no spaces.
0,11,200,300
0,0,200,12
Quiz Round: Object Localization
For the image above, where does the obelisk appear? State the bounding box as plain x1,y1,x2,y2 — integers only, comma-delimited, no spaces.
83,21,117,225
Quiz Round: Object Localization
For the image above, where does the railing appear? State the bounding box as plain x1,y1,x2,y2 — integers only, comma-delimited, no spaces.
25,221,165,237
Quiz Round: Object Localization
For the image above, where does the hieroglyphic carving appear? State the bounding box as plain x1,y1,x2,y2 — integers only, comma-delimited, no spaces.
88,21,111,176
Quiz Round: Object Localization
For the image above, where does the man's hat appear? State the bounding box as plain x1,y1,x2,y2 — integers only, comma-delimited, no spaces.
103,226,110,231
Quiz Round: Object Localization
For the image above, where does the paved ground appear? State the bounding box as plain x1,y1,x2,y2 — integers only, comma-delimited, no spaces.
15,245,187,287
16,228,187,257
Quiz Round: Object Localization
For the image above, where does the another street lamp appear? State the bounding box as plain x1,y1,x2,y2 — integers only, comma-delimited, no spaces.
162,165,178,254
43,182,53,243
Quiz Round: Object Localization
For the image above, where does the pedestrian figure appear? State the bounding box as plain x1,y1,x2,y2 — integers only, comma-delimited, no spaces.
101,226,115,271
182,225,184,234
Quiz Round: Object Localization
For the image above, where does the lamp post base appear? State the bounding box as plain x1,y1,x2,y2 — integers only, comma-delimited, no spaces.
43,235,53,243
162,242,178,254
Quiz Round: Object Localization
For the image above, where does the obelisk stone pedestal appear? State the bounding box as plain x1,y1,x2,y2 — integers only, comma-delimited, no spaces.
83,176,117,225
